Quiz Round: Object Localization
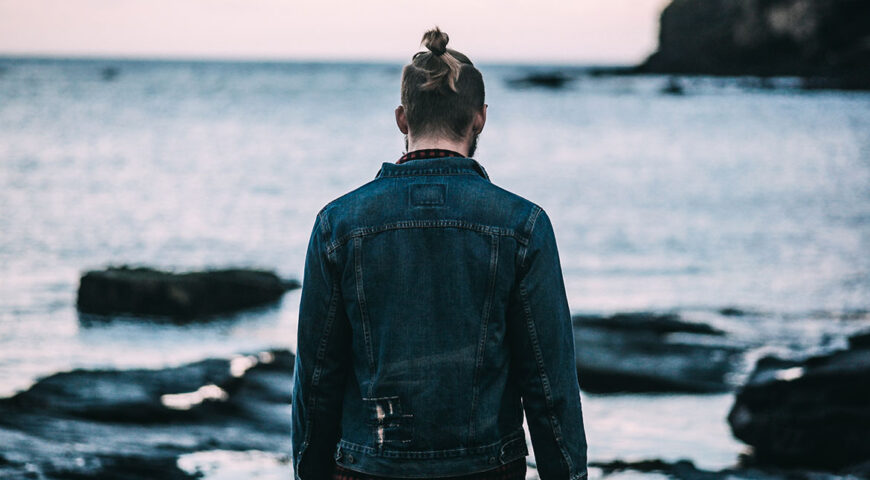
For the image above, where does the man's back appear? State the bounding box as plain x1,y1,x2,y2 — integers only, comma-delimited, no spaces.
330,155,537,466
292,154,587,479
291,28,587,480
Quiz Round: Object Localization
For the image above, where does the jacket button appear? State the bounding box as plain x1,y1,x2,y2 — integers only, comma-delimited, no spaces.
488,457,496,464
346,454,355,464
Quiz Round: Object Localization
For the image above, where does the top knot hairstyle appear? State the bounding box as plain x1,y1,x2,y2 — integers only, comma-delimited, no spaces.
401,27,485,141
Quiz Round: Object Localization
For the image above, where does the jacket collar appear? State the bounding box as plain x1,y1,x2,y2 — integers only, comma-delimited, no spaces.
375,156,490,182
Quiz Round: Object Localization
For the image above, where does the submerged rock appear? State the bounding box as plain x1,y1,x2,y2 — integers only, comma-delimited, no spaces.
728,331,870,469
573,312,742,393
641,0,870,90
661,76,686,95
506,72,575,89
77,266,300,319
0,350,294,479
101,66,120,81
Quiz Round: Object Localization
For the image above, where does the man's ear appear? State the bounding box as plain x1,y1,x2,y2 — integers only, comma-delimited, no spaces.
472,104,487,134
395,106,409,134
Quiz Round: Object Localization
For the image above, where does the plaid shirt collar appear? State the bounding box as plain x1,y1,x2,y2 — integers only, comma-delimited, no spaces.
397,148,466,164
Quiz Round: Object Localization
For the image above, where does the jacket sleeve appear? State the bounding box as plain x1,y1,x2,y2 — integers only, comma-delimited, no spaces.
291,210,352,480
507,207,588,480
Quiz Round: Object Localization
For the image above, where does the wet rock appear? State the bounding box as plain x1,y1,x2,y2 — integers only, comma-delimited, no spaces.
640,0,870,90
589,458,858,480
573,312,741,393
0,350,293,479
728,331,870,469
506,72,575,89
662,76,686,95
719,306,749,317
77,266,300,319
48,455,195,480
591,458,720,480
101,66,120,81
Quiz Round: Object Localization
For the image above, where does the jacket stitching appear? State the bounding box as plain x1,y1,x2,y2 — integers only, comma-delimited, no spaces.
353,236,376,381
374,157,490,181
519,206,542,269
467,234,499,443
498,436,528,464
337,429,524,458
327,220,528,254
317,208,332,237
378,169,484,178
298,274,341,480
518,278,575,474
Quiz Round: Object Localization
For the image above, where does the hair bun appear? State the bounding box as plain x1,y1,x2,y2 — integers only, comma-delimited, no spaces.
422,27,449,56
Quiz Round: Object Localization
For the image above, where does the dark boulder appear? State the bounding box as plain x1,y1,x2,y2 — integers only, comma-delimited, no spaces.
640,0,870,89
77,266,300,319
573,312,742,393
728,331,870,469
588,457,858,480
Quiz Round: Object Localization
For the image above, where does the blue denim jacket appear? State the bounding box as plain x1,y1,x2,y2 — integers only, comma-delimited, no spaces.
291,156,587,479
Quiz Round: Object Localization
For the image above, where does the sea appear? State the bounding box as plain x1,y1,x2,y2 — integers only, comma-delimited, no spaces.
1,57,869,478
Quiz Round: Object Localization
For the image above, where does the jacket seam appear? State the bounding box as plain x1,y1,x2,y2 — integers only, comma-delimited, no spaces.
337,429,524,458
353,236,376,378
517,278,575,473
327,220,528,254
317,208,332,237
467,234,499,443
519,206,542,269
298,275,341,479
380,170,481,178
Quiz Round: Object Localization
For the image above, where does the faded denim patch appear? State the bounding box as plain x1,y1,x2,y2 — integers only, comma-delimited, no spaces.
363,396,413,446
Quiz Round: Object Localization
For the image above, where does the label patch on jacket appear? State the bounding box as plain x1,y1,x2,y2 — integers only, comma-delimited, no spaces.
362,396,413,446
409,184,446,206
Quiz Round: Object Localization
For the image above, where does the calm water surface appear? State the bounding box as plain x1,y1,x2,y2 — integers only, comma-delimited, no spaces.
1,58,869,476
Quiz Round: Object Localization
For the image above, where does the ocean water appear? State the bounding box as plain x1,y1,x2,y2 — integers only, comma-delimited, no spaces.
1,58,869,476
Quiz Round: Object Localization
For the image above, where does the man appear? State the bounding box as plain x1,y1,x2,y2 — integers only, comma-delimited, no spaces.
291,27,587,480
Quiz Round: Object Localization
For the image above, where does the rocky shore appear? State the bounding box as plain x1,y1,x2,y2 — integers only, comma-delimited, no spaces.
1,310,868,479
0,350,294,479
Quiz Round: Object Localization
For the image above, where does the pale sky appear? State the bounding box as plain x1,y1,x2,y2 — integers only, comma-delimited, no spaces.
0,0,670,64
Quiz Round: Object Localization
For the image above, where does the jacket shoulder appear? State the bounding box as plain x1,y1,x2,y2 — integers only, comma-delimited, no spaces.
316,173,544,245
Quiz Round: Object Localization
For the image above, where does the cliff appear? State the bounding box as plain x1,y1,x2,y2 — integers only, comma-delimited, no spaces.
641,0,870,88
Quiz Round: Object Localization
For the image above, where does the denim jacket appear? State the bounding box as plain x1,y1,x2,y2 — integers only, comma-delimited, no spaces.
291,156,587,479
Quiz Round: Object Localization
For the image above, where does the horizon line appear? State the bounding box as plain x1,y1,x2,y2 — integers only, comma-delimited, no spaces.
0,51,647,69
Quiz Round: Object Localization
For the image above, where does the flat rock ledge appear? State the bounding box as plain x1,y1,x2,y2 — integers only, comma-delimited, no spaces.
573,312,743,393
77,266,300,319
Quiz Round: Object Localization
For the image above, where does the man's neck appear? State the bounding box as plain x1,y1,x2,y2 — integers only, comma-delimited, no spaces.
407,136,468,157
